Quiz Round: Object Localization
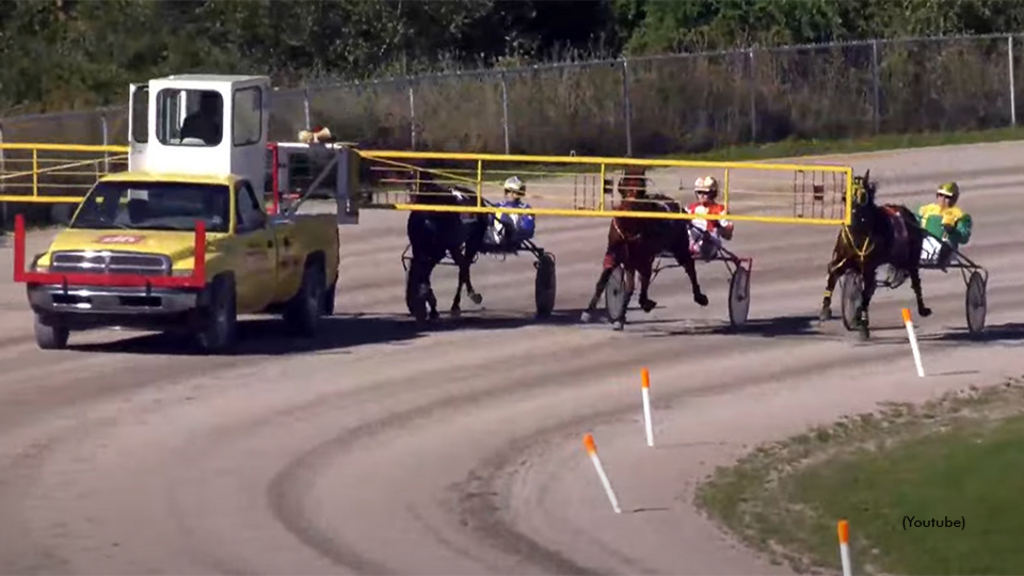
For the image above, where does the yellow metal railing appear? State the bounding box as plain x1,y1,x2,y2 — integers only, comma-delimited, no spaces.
356,150,854,226
0,143,856,227
0,143,129,203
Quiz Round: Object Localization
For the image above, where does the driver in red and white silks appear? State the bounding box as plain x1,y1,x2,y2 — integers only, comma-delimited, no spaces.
685,176,734,259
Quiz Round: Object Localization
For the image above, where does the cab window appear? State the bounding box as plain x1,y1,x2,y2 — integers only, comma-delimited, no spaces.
70,181,230,232
131,86,148,144
232,86,262,147
156,88,223,146
235,181,267,232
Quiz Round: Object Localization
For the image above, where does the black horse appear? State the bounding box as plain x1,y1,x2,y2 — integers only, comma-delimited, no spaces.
819,169,931,340
403,168,489,323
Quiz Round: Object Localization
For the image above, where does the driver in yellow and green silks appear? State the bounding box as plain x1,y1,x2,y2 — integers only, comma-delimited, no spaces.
918,181,972,270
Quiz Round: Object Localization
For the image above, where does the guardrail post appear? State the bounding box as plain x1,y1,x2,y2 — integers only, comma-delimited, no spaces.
0,123,5,234
101,115,110,172
1009,35,1017,127
32,148,38,200
872,39,881,134
749,48,757,143
408,82,417,150
476,159,483,207
303,86,312,131
500,72,510,154
723,168,730,211
621,59,633,157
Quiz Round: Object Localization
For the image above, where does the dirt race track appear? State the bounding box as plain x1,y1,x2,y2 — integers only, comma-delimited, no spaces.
0,141,1022,575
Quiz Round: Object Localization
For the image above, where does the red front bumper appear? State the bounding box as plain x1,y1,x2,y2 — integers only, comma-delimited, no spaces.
12,213,208,288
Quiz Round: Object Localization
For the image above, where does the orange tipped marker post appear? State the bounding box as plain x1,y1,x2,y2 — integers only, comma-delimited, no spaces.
901,308,925,377
641,368,654,447
837,519,852,576
583,433,621,513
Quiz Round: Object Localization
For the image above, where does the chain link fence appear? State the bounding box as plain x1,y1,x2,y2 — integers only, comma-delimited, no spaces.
1,33,1019,157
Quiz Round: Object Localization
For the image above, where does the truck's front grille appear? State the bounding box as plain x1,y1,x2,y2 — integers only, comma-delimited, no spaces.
50,251,171,277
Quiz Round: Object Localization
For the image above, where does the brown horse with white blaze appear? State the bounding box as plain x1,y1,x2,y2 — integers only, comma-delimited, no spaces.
580,166,709,330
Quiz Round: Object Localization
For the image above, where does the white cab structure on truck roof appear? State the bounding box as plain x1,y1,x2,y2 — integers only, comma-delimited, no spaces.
128,73,272,194
127,73,359,225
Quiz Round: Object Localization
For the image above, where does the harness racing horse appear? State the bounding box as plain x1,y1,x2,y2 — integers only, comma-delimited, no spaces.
580,166,709,330
400,167,488,323
819,169,931,340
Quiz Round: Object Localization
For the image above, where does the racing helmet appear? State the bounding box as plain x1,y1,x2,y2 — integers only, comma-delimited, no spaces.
937,181,959,203
694,175,719,198
504,176,526,197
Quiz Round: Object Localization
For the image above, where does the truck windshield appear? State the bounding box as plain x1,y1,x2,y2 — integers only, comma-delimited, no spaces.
69,181,230,233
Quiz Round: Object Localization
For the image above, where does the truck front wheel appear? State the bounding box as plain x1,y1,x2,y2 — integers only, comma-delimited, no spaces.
34,314,69,350
195,275,238,354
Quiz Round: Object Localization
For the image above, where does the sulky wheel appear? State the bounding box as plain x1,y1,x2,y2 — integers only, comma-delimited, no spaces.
840,270,863,332
728,265,751,327
604,265,626,322
965,270,987,335
534,252,556,318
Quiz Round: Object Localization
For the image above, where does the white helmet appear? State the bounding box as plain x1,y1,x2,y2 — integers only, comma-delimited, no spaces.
504,176,526,196
694,175,719,196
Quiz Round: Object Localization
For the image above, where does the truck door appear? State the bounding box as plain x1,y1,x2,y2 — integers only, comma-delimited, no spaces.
234,180,277,312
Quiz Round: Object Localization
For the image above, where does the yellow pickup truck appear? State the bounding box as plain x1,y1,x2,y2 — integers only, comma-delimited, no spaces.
16,170,339,352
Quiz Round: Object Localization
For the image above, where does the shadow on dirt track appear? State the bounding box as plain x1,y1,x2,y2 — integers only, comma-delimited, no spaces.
66,309,591,356
641,314,823,339
923,322,1024,345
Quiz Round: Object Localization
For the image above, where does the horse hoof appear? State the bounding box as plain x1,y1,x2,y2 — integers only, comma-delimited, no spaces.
469,293,483,305
819,307,832,321
920,307,932,317
429,310,440,321
580,311,592,323
612,320,625,331
640,300,657,313
451,307,461,318
859,327,870,341
694,293,709,307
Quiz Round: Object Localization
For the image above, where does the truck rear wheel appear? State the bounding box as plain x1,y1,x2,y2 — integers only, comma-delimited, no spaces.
285,260,325,337
34,314,69,350
324,278,337,316
195,275,237,354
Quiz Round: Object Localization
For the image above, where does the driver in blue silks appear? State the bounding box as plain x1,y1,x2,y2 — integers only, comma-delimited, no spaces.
490,176,535,249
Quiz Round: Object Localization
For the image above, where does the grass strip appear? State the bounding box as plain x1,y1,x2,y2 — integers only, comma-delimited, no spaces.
695,378,1024,575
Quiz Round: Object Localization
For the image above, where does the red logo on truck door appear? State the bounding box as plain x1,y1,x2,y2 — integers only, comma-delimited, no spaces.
95,235,146,244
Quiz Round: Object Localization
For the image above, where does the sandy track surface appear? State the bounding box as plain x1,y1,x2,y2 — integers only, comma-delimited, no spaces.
0,141,1022,574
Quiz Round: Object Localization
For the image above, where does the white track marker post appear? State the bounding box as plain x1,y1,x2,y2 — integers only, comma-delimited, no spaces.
641,367,654,447
902,308,925,377
837,519,852,576
583,433,622,514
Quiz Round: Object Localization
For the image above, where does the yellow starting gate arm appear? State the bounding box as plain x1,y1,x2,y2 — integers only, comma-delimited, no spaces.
353,150,854,226
0,143,129,203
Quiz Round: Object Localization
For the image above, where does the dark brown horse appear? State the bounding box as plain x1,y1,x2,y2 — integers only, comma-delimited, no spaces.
580,166,709,330
819,169,931,340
